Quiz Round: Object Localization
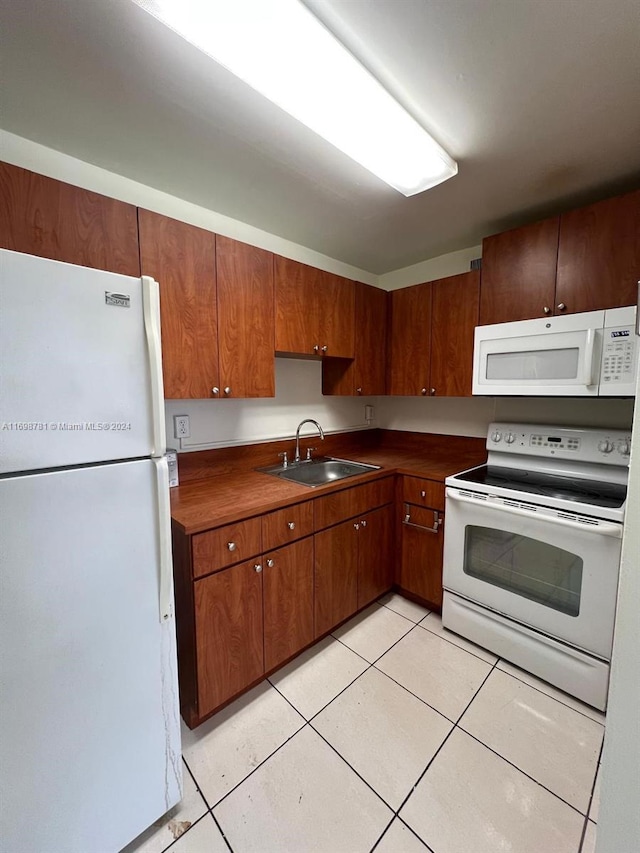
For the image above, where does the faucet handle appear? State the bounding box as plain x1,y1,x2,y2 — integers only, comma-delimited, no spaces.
278,451,289,468
305,447,317,460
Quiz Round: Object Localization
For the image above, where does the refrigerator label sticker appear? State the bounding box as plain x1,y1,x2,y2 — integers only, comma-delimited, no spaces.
105,291,131,308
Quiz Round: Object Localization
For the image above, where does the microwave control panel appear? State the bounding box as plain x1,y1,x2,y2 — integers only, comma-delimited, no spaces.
600,326,637,392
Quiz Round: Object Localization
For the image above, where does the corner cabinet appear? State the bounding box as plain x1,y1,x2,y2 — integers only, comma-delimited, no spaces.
0,161,140,276
388,282,433,396
387,271,479,397
274,256,355,358
139,210,275,399
322,282,388,396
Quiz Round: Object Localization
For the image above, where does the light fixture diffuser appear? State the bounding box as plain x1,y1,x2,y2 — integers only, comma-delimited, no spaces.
132,0,458,195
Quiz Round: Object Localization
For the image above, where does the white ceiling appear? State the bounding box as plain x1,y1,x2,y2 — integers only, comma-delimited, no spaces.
1,0,639,274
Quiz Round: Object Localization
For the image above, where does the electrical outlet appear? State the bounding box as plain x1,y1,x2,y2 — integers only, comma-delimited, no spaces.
173,414,190,439
365,404,374,421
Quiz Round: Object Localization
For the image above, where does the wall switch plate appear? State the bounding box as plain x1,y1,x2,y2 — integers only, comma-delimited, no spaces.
365,404,374,421
173,414,190,439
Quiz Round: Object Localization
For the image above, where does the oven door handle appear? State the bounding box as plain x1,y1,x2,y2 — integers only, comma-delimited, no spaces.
446,490,622,538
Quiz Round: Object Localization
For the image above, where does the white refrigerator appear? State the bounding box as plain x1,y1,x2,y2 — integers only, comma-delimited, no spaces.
0,249,182,852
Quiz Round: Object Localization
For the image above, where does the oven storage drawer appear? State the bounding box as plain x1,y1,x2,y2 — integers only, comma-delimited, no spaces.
442,592,610,711
443,488,622,659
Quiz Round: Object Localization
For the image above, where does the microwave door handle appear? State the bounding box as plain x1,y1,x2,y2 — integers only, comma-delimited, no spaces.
579,327,597,387
446,490,622,538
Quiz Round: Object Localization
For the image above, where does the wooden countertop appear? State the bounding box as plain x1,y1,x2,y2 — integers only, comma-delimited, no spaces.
170,429,487,535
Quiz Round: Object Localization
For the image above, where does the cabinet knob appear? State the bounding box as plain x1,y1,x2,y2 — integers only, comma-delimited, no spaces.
543,306,551,315
430,388,436,396
420,490,426,498
287,521,296,530
313,345,320,353
360,519,367,528
421,387,427,395
557,303,567,312
266,558,275,568
212,386,220,396
353,522,360,531
227,542,236,552
224,386,231,395
254,564,262,573
321,345,328,353
356,387,362,394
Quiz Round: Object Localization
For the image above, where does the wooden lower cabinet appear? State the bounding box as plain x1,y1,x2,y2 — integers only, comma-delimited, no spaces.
263,538,314,671
314,519,359,637
357,504,395,608
397,504,445,610
314,502,394,636
195,558,264,718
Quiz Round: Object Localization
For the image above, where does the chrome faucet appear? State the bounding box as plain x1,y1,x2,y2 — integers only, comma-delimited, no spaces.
294,419,325,462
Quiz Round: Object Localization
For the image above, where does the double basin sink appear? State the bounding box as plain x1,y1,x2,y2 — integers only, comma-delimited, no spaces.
258,457,380,488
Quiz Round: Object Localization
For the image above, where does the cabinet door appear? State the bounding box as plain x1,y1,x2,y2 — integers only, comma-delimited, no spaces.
138,209,218,400
318,272,355,358
216,235,275,398
357,504,394,608
314,520,358,637
195,559,264,717
556,190,640,314
263,538,314,671
430,271,480,396
479,217,559,324
388,282,432,395
397,507,445,610
274,256,322,354
322,282,387,395
0,162,139,276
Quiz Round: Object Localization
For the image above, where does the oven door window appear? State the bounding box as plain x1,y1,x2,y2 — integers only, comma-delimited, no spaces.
463,526,583,616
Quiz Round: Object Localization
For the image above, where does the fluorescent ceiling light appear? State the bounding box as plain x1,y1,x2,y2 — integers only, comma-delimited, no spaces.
132,0,458,196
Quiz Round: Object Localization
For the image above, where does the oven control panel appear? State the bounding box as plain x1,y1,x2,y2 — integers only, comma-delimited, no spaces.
487,423,632,464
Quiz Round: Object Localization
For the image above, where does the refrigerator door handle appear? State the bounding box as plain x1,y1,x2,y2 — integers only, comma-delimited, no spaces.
142,276,166,457
153,456,173,622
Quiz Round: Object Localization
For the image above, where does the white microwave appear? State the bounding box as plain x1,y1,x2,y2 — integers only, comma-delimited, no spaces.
473,305,638,396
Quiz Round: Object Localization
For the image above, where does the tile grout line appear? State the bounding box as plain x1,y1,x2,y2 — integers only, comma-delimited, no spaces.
181,757,235,853
577,737,605,852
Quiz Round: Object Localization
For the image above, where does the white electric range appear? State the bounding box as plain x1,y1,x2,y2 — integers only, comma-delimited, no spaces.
442,422,631,711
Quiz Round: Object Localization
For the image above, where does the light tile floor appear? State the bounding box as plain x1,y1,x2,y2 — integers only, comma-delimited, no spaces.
124,595,604,853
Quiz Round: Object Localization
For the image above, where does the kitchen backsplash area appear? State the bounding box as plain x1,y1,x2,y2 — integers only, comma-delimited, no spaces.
166,356,635,453
164,358,376,452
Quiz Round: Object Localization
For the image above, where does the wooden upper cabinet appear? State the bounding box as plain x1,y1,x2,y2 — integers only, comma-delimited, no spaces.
479,217,559,325
430,271,480,397
275,256,355,357
322,282,387,396
387,282,432,396
0,161,139,275
556,190,640,314
138,209,218,400
216,235,275,398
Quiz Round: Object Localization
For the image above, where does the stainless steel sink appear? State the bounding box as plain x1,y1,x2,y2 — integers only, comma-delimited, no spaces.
257,457,380,487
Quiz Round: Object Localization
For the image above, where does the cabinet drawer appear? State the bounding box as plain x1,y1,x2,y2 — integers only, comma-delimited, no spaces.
261,501,314,552
314,476,394,530
402,477,445,511
192,517,262,578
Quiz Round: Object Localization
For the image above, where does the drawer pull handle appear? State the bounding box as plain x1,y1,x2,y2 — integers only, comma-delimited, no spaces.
254,564,262,573
227,542,237,552
420,490,426,498
287,521,296,530
402,504,442,534
266,558,275,568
